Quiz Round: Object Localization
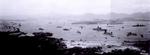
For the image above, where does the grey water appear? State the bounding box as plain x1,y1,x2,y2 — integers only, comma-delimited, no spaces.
1,19,149,48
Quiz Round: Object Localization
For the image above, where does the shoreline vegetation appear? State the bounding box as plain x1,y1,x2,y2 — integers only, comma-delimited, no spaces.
0,21,148,55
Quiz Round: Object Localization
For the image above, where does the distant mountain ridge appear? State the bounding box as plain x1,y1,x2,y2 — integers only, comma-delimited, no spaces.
72,12,150,24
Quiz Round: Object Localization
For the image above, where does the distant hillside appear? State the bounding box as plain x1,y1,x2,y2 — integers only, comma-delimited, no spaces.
111,12,150,21
72,12,150,25
72,20,123,25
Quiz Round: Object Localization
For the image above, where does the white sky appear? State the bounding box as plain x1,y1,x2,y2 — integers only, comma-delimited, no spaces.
0,0,110,16
0,0,150,16
112,0,150,14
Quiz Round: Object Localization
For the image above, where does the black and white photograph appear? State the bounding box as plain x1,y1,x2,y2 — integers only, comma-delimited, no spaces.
0,0,150,55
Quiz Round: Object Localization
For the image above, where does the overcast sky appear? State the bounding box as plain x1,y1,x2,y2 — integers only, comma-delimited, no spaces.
112,0,150,14
0,0,150,16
